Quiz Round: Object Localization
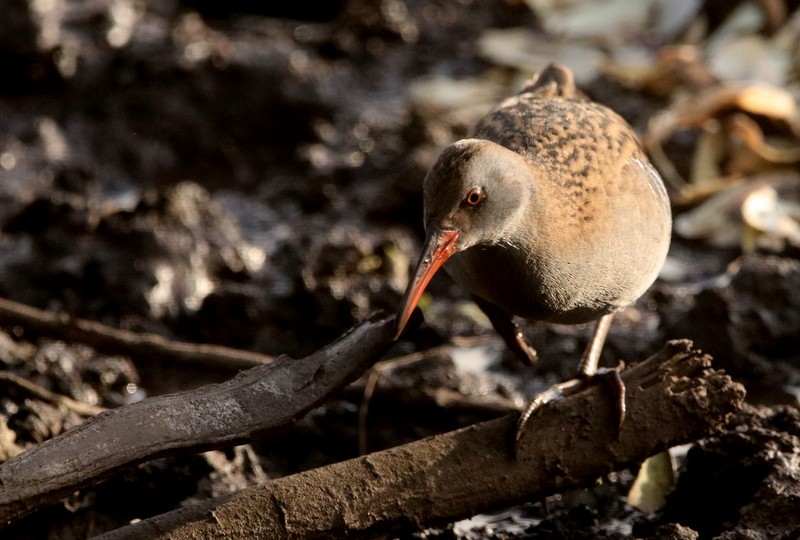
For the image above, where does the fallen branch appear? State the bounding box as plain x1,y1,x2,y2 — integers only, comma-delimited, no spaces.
98,340,745,539
0,311,403,524
0,371,106,417
0,296,272,371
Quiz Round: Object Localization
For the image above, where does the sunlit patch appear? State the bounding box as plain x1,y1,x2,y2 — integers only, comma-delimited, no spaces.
107,0,140,48
0,152,17,171
145,263,176,318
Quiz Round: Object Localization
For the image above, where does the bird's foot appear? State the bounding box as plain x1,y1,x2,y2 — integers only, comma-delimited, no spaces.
471,295,538,366
472,295,539,366
512,328,539,366
514,364,626,455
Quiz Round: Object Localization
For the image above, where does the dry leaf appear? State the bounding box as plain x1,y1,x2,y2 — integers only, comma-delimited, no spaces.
526,0,652,42
729,114,800,164
690,119,725,186
407,75,502,122
477,28,603,84
602,44,717,97
674,172,800,247
708,34,790,86
647,81,799,147
627,450,676,513
646,81,800,190
674,179,766,246
741,184,800,251
525,0,700,44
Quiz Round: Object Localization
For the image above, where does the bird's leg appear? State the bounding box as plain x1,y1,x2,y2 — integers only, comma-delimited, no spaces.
472,295,538,366
574,313,626,432
576,311,613,377
515,313,626,450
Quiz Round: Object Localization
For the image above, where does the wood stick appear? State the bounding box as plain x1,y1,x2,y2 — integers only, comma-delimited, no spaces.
0,371,106,417
0,311,402,524
98,340,745,540
0,296,272,371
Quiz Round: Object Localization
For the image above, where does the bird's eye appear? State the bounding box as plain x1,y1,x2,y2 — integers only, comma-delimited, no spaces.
464,186,484,207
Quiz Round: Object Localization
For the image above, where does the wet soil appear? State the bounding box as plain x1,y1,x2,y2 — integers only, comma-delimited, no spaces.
0,1,799,538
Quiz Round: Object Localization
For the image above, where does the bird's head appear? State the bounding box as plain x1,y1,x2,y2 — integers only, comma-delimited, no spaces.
394,138,537,338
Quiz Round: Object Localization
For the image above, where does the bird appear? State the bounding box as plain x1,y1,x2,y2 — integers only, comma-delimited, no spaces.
394,63,672,446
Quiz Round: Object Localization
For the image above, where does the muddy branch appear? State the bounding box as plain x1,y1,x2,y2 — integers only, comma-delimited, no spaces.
0,311,403,524
98,340,744,540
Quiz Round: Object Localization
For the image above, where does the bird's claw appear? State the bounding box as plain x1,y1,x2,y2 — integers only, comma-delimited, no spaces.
514,364,626,456
514,380,575,446
514,329,539,365
593,365,626,436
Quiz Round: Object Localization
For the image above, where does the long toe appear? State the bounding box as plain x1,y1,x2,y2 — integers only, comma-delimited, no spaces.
514,367,626,455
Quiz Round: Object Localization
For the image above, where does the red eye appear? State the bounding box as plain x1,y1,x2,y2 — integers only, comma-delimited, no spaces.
464,186,484,206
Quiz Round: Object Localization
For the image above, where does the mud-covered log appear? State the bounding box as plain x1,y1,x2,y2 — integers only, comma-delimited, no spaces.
99,340,745,540
0,312,403,525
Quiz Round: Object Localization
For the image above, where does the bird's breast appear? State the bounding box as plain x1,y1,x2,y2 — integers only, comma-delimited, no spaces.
443,243,617,324
443,199,669,325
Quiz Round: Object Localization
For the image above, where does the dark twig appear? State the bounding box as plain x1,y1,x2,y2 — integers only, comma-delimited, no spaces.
357,368,382,456
0,296,273,372
0,371,106,417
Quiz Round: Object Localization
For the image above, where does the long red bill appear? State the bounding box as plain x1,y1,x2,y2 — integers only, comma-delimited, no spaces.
394,228,459,339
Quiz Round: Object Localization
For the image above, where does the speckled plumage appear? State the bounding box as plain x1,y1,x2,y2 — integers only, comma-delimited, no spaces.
396,62,671,362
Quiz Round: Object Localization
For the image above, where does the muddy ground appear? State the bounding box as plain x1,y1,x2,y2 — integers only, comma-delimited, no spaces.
1,0,799,538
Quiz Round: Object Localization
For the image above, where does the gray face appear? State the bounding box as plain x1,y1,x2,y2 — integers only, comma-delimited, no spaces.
423,139,537,250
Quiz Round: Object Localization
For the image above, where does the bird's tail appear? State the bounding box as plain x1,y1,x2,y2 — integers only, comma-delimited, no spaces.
520,63,577,100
